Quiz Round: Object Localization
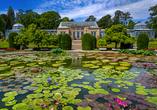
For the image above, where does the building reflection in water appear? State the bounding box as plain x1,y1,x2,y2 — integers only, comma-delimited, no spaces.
70,57,82,67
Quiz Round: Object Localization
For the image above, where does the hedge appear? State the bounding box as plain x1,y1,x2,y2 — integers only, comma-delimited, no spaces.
61,34,72,50
137,33,149,50
8,32,20,49
81,33,93,50
58,34,64,48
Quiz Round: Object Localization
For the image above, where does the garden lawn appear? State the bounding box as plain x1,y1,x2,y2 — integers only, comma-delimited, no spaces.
0,40,9,48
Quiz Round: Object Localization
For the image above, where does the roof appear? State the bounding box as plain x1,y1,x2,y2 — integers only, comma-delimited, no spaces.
134,23,147,26
58,22,99,28
13,23,24,27
40,29,57,31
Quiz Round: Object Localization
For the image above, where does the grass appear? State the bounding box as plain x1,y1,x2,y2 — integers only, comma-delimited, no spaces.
0,40,9,48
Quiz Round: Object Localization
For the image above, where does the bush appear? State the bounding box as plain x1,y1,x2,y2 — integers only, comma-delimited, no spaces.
50,48,65,53
57,34,64,48
81,33,93,50
137,33,149,50
92,35,97,49
8,32,20,50
61,34,72,50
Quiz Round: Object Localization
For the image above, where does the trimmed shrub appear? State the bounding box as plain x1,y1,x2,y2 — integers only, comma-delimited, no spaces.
137,33,149,50
61,34,72,50
58,34,64,48
8,32,20,49
92,35,97,49
81,33,93,50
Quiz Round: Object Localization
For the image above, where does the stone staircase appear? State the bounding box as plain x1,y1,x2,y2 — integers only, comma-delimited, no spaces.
72,40,82,50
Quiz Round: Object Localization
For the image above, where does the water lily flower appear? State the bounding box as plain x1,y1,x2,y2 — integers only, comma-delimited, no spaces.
50,108,54,110
118,86,120,88
136,106,138,109
122,102,128,108
146,63,149,66
56,84,58,86
55,102,59,105
43,105,47,107
138,63,139,65
47,78,51,81
35,68,38,71
40,103,43,106
108,102,111,107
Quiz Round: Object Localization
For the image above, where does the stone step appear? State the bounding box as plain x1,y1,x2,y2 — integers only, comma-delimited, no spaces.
72,40,82,44
72,45,82,50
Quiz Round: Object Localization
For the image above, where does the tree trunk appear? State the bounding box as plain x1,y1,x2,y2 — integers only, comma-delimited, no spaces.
38,45,40,48
115,42,117,48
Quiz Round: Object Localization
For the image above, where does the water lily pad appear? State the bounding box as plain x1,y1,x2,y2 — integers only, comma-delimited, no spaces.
112,88,120,92
0,64,8,66
115,66,129,71
83,82,89,84
109,62,119,66
52,63,63,67
11,66,24,70
12,103,27,110
17,90,28,94
77,102,88,107
117,96,126,100
102,60,110,63
102,65,114,69
4,91,18,97
0,108,8,110
91,60,100,64
89,66,99,69
62,106,73,110
135,90,148,95
82,64,94,68
2,96,15,102
71,99,82,105
5,100,17,106
94,89,109,95
22,98,32,104
0,66,11,71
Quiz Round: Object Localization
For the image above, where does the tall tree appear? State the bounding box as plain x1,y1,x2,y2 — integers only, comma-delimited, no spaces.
113,10,124,25
0,14,11,30
61,17,70,22
0,15,6,32
16,9,25,24
23,12,40,28
123,12,133,27
70,19,74,22
148,4,157,37
40,11,61,29
7,6,15,29
97,14,112,29
85,15,96,21
127,20,136,29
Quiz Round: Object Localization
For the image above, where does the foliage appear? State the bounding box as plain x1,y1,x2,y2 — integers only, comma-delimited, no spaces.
97,14,112,29
97,39,106,47
81,33,93,50
57,34,63,48
61,17,70,22
127,20,136,29
7,6,15,29
0,15,6,32
118,49,155,56
8,32,20,49
103,24,135,48
148,4,157,38
85,15,96,21
92,35,96,49
50,48,65,53
137,33,149,50
61,34,72,50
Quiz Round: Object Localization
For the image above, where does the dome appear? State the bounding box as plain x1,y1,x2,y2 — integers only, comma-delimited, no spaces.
134,23,147,29
12,23,24,30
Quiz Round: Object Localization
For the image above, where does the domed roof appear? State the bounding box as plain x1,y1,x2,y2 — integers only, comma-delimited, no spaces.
13,23,24,27
135,23,147,26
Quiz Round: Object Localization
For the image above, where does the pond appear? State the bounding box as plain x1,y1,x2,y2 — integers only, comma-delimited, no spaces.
0,52,157,110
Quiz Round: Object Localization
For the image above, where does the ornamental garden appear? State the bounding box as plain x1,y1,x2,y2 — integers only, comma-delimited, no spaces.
0,26,157,110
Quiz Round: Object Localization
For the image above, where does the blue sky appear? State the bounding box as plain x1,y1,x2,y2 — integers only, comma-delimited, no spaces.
0,0,156,23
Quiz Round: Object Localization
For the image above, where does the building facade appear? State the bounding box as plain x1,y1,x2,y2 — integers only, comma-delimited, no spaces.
5,23,25,38
57,22,100,40
127,23,155,39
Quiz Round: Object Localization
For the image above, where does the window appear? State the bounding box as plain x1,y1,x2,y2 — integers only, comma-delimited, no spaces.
61,32,63,34
77,28,80,30
94,32,96,37
91,32,93,35
72,28,76,30
64,32,65,34
73,32,75,37
81,32,84,36
81,28,84,30
77,32,79,38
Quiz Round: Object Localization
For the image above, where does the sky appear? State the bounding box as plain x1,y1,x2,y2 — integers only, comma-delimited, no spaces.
0,0,156,23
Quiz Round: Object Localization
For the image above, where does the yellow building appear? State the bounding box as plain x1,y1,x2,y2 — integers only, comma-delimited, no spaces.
57,21,100,40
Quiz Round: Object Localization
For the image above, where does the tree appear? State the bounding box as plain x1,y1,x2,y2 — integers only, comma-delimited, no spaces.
23,12,40,28
41,11,61,29
113,10,124,25
1,14,11,30
103,24,135,48
127,20,136,29
39,18,53,29
85,15,96,21
16,9,25,23
70,19,74,22
61,17,70,22
97,14,113,29
0,15,6,32
7,6,15,29
148,4,157,38
123,12,133,27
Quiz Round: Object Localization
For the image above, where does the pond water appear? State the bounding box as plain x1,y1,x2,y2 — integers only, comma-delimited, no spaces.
0,52,157,110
